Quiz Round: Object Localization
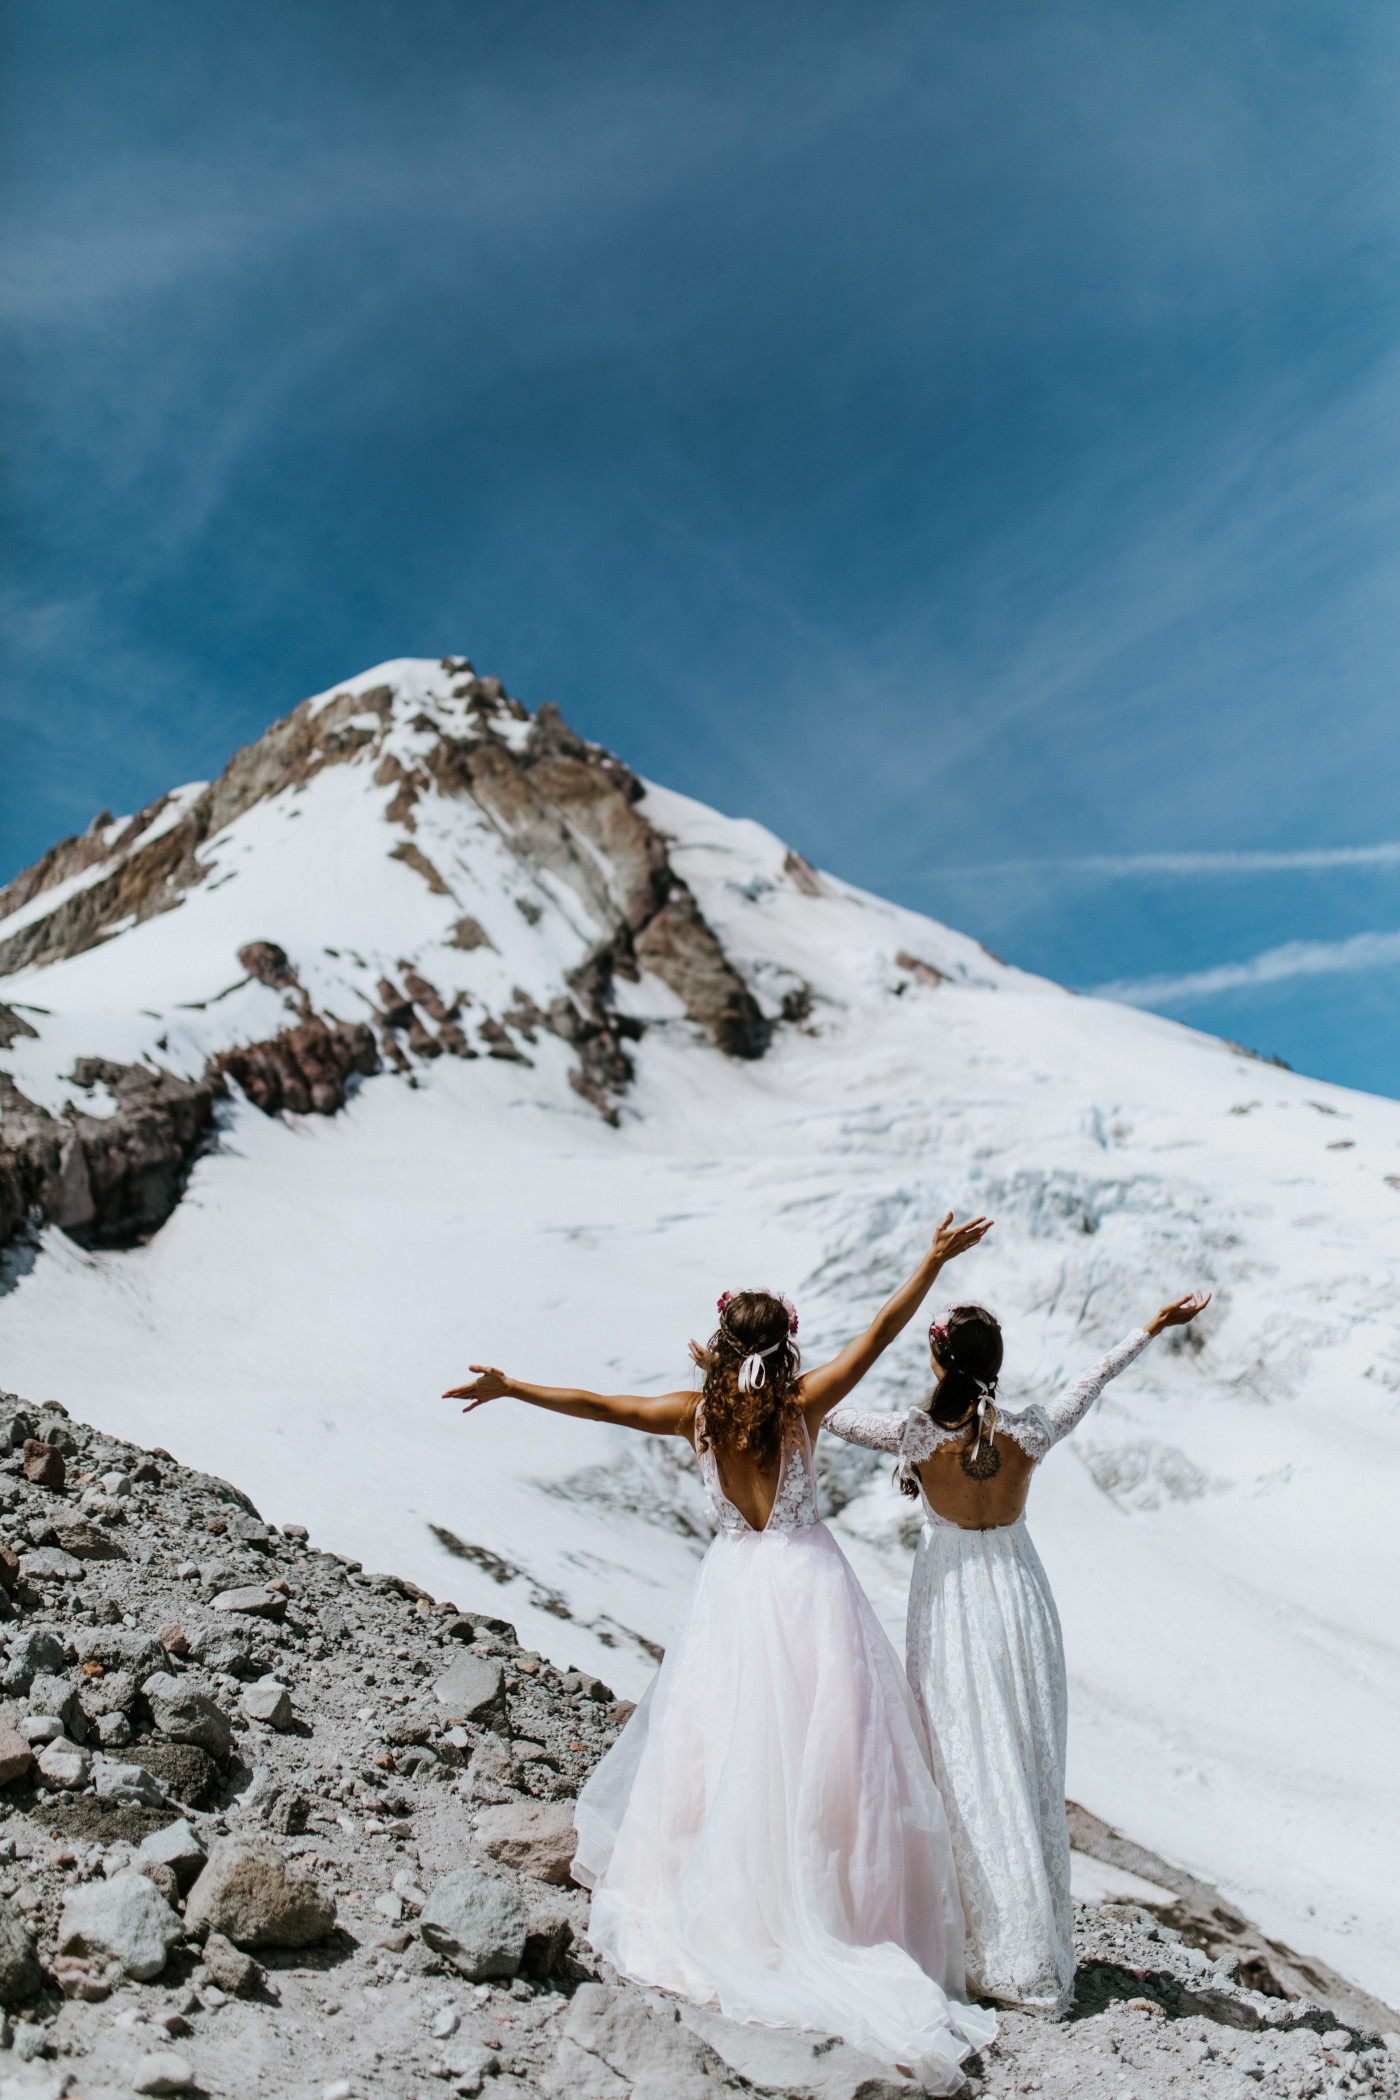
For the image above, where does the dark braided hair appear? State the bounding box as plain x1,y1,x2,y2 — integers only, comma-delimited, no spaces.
897,1303,1004,1498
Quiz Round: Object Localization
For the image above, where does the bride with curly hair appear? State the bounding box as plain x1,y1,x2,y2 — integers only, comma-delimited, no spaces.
445,1213,997,2092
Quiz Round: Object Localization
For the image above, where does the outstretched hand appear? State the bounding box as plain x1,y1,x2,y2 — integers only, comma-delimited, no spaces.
444,1365,510,1413
1146,1291,1211,1337
931,1211,993,1263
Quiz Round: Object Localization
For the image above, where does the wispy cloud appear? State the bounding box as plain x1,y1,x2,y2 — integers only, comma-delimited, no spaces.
924,844,1400,881
1094,929,1400,1007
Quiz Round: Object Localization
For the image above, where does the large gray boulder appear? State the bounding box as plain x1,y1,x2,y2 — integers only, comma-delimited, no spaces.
57,1872,183,1981
189,1622,256,1677
141,1671,232,1758
433,1652,505,1723
419,1867,528,1980
184,1838,335,1948
0,1894,41,2006
3,1629,64,1694
543,1984,740,2100
74,1627,167,1680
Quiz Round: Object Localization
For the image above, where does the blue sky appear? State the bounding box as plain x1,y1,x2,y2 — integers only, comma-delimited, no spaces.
4,0,1400,1094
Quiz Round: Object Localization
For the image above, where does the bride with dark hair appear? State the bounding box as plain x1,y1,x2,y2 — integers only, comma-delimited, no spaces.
445,1214,998,2092
825,1287,1209,2015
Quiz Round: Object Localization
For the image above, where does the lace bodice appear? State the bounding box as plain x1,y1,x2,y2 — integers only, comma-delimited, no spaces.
824,1327,1152,1477
694,1402,821,1535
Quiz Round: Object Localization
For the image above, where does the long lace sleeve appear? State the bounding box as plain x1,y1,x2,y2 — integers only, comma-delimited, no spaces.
1006,1328,1152,1461
822,1405,943,1461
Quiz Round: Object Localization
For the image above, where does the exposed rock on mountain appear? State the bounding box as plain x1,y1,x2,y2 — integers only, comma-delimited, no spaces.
0,1062,220,1251
0,664,768,1213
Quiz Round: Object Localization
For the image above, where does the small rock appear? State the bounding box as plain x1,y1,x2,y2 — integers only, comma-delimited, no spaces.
132,2051,194,2094
0,1894,42,2006
93,1754,167,1806
20,1714,63,1746
21,1440,64,1489
53,1952,111,2001
57,1870,183,1981
28,1669,80,1730
51,1515,128,1561
140,1818,207,1888
129,1739,219,1807
433,1652,505,1722
201,1928,265,1996
211,1585,287,1621
323,2082,354,2100
11,2020,48,2061
475,1800,579,1886
419,1865,528,1980
159,1622,190,1659
142,1669,233,1758
466,1737,521,1803
185,1837,337,1947
281,1523,309,1541
137,1857,181,1906
431,2003,461,2039
0,1713,34,1783
3,1627,64,1692
188,1622,256,1677
374,1892,403,1921
240,1681,293,1729
19,1545,83,1581
95,1710,132,1748
37,1737,91,1790
522,1902,574,1979
81,1666,140,1718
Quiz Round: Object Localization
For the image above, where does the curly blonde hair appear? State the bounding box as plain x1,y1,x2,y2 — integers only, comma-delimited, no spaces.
693,1291,803,1465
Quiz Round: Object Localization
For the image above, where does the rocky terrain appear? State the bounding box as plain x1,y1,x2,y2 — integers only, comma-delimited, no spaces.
0,1388,1383,2100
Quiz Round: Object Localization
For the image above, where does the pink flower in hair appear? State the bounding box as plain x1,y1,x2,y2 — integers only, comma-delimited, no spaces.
716,1287,799,1336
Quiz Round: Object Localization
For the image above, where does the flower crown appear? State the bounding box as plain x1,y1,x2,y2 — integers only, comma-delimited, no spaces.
717,1287,798,1337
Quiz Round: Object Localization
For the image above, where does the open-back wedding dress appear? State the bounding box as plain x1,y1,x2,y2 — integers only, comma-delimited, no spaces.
572,1401,997,2092
826,1328,1153,2016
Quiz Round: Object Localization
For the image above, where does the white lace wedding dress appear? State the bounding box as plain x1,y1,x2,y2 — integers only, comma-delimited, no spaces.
572,1403,998,2091
826,1328,1153,2016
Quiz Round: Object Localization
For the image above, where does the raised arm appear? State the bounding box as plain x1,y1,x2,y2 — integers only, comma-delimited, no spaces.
1017,1291,1209,1458
798,1211,992,1427
444,1366,694,1438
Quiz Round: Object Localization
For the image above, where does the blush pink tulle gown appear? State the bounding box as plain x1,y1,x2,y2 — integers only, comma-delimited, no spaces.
571,1403,997,2092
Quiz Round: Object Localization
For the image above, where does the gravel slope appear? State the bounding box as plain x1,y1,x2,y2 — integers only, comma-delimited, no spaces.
0,1390,1389,2099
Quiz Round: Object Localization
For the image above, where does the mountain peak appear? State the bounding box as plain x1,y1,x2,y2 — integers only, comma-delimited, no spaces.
0,657,782,1249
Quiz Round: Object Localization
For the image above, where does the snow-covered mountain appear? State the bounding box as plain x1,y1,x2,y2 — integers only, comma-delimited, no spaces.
1,657,1397,2008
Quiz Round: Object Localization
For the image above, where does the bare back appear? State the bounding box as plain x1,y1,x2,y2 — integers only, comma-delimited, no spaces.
915,1433,1037,1530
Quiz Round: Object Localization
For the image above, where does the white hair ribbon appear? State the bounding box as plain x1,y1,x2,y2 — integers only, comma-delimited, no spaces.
737,1338,785,1396
966,1382,996,1464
